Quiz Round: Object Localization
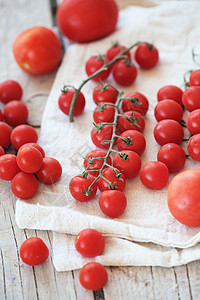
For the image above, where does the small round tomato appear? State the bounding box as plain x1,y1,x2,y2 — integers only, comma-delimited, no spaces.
97,167,126,192
83,149,112,177
112,58,137,86
117,111,145,133
0,80,23,104
93,102,115,124
16,145,43,173
157,143,186,173
0,146,5,157
187,134,200,161
19,142,45,158
13,26,62,75
79,262,108,291
75,228,105,257
69,174,97,202
105,42,131,63
58,88,85,116
36,157,62,184
93,83,118,104
0,154,20,181
154,99,183,123
11,124,38,150
0,109,3,121
135,43,159,69
11,171,38,199
117,130,146,156
85,55,110,82
182,86,200,112
186,109,200,135
153,119,184,146
91,123,114,149
122,91,149,116
99,190,127,218
20,237,49,266
189,69,200,87
0,121,12,147
167,169,200,226
4,100,28,127
157,85,183,106
140,161,169,190
113,150,141,178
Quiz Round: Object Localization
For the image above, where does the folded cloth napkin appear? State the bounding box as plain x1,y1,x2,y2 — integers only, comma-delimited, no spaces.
15,1,200,270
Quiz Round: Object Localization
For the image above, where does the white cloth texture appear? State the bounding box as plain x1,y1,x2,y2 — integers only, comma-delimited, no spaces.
15,1,200,271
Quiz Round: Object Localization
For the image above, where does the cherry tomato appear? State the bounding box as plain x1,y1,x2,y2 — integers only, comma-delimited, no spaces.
187,134,200,161
105,42,131,63
135,43,159,69
75,228,105,257
157,143,186,173
122,92,149,116
0,146,5,157
113,150,141,178
0,80,23,104
85,55,110,82
16,145,43,173
186,109,200,135
13,26,62,75
99,190,127,217
153,119,184,146
36,157,62,184
69,174,97,202
0,121,12,147
157,85,183,106
57,0,118,43
93,102,115,124
117,111,145,133
11,124,38,150
93,83,118,104
154,99,183,123
58,88,85,116
189,69,200,86
167,169,200,226
112,58,137,86
20,237,49,266
11,171,38,199
19,142,45,158
4,100,28,127
117,130,146,156
97,167,126,192
182,86,200,112
140,161,169,190
91,123,114,149
83,149,112,177
0,109,3,121
0,154,20,181
79,262,108,290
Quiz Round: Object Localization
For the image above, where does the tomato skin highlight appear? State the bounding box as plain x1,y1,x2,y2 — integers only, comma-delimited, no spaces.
0,80,23,104
99,190,127,218
79,262,108,290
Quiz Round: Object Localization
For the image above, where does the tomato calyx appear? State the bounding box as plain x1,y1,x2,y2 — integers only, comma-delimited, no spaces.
122,96,142,107
124,57,132,67
119,152,129,161
120,111,142,127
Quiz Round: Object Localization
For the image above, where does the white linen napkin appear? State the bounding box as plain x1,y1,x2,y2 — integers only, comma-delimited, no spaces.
15,1,200,270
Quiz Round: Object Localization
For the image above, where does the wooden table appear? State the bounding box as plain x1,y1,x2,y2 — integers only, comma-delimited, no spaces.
1,0,199,299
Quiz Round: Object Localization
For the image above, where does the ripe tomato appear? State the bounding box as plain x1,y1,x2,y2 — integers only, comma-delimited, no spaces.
134,43,159,69
113,150,141,178
187,134,200,161
97,167,126,192
189,69,200,86
93,83,118,104
99,190,127,218
4,100,28,127
93,102,115,124
157,85,183,106
140,161,169,190
11,171,38,199
122,91,149,116
153,119,184,146
154,99,183,123
182,86,200,112
19,142,45,158
0,154,20,181
0,121,12,147
186,109,200,135
85,55,110,82
0,146,5,157
157,143,186,173
117,111,145,133
0,109,3,121
105,42,131,63
167,169,200,226
0,80,23,104
58,88,85,116
13,26,62,75
69,174,97,202
91,123,114,149
75,228,105,257
79,262,108,290
20,237,49,266
36,157,62,184
112,59,137,86
117,130,146,156
57,0,118,43
16,145,43,173
83,149,112,177
11,124,38,150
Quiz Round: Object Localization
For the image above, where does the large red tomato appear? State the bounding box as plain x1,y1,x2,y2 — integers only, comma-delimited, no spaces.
56,0,118,43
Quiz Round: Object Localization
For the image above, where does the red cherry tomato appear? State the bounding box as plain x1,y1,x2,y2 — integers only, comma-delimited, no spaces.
4,100,28,127
83,149,112,177
13,26,62,75
58,88,85,116
0,146,5,157
113,150,141,178
167,169,200,226
112,59,137,86
157,143,186,173
117,130,146,156
85,55,110,82
182,86,200,112
99,190,127,218
11,124,38,150
97,167,126,192
93,83,118,104
79,262,108,290
17,145,43,173
105,42,131,63
187,134,200,161
0,121,12,147
91,123,114,149
189,69,200,87
36,157,62,184
75,228,105,257
135,43,159,69
93,102,115,124
122,92,149,116
57,0,118,43
153,119,184,146
0,80,23,104
69,174,97,202
186,109,200,135
117,111,145,133
157,85,183,106
0,109,3,121
20,237,49,266
11,172,38,199
19,143,45,158
140,161,169,190
0,154,20,181
154,99,183,123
